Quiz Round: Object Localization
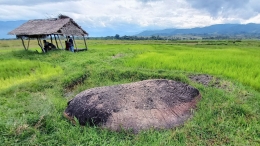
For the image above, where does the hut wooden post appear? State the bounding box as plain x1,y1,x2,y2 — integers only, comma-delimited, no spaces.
57,35,64,49
39,38,45,53
54,35,59,49
50,35,53,44
20,37,27,50
83,35,88,50
72,36,78,51
37,37,45,53
27,38,30,50
39,38,43,48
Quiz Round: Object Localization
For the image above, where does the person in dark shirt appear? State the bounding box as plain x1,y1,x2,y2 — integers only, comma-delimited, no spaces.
67,36,74,52
43,40,49,53
65,41,70,51
43,40,56,53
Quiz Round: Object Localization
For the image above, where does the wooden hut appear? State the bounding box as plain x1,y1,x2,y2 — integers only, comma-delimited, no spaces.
8,15,88,52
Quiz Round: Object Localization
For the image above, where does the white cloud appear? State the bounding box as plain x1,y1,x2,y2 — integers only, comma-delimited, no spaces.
0,0,259,36
243,14,260,24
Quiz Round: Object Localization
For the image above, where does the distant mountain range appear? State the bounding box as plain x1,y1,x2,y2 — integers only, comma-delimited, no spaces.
137,23,260,37
1,20,260,39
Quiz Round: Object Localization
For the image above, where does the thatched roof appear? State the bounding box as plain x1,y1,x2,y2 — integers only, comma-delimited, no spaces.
8,16,88,38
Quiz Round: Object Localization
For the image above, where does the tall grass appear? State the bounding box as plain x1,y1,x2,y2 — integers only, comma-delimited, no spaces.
125,45,260,91
0,60,62,91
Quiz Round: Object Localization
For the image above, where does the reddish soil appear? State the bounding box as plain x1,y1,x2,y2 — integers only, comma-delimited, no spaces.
189,74,215,86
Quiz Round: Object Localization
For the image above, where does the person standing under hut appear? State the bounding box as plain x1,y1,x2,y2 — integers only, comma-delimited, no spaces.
65,41,70,51
68,36,74,52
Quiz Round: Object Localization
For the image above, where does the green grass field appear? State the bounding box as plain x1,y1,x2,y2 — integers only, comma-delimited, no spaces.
0,39,259,145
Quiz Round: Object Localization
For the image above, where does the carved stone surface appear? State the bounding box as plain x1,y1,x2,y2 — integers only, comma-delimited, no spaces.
64,79,201,133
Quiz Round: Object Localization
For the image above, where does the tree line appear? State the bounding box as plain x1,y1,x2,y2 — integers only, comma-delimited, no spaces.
87,34,257,40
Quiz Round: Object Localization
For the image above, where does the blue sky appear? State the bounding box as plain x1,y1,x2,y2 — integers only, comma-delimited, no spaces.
1,0,260,36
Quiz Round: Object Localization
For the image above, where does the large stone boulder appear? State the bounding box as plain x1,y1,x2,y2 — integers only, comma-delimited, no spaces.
64,79,201,133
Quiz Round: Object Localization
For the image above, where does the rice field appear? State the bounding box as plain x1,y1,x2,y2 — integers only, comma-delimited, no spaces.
0,60,62,91
125,45,260,91
0,39,260,145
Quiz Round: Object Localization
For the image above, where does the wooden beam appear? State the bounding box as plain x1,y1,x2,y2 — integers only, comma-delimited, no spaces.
57,35,64,49
37,37,45,53
27,37,30,50
50,35,53,44
83,35,88,50
72,36,78,51
54,35,59,49
39,38,43,48
20,37,27,50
